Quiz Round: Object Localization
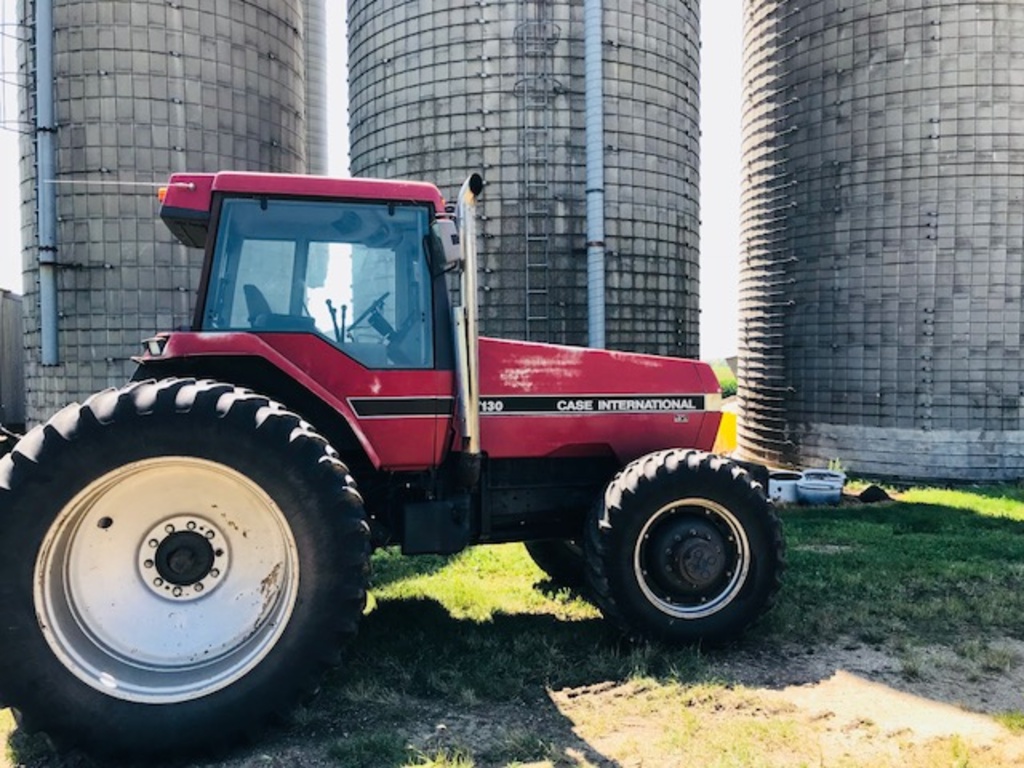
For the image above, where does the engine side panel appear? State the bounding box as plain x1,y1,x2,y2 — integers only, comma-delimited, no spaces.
478,337,722,463
140,333,722,470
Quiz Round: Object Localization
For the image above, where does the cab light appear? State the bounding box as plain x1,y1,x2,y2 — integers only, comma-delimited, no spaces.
142,336,167,356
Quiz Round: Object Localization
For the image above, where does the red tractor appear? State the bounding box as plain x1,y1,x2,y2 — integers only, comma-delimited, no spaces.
0,173,784,758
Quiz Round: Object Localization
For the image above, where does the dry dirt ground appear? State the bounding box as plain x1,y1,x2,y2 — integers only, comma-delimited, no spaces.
395,638,1024,768
451,639,1024,767
6,637,1020,768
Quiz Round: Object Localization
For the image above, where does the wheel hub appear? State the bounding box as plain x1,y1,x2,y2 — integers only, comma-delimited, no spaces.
648,517,730,596
156,531,215,585
677,536,724,588
138,516,229,601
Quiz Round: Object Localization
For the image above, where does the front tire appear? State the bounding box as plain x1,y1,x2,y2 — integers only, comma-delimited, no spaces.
585,449,784,643
0,379,370,758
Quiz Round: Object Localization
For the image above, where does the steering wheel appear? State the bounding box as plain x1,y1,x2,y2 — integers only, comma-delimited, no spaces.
347,292,391,335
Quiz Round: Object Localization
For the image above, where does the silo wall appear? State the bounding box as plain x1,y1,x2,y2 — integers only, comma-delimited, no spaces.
347,0,701,356
18,0,310,424
739,0,1024,480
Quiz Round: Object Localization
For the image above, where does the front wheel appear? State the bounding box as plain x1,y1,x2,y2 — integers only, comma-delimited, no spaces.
584,449,785,643
0,379,370,759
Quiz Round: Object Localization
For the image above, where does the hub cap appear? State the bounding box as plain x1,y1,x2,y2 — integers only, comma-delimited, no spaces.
138,515,230,600
634,498,750,619
35,457,299,703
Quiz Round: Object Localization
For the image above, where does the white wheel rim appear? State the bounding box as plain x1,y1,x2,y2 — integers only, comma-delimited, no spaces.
34,457,300,703
633,497,751,620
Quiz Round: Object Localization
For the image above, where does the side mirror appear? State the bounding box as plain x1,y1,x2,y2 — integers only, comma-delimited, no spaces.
434,219,461,267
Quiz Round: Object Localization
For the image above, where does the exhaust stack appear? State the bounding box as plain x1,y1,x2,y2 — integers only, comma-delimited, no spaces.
453,173,484,486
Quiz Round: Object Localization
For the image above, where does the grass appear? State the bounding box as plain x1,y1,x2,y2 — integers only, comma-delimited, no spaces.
769,485,1024,645
328,731,411,767
995,711,1024,732
6,485,1024,767
709,359,738,397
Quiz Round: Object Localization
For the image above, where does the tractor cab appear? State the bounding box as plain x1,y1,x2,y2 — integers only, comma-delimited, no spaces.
161,172,459,371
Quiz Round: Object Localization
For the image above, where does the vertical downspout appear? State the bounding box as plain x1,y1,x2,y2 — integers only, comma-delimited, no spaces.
584,0,606,348
35,0,58,365
304,0,328,174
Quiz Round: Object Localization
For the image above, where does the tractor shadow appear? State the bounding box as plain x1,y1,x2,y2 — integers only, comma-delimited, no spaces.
311,597,628,767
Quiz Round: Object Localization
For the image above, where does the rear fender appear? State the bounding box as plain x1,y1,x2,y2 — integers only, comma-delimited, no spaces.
134,333,381,467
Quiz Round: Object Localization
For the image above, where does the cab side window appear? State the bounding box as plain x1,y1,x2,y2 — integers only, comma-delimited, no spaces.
204,198,435,369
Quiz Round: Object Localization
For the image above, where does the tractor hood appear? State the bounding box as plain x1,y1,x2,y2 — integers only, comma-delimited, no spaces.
477,337,723,462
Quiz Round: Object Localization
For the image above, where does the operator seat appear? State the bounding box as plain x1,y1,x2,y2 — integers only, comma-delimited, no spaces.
242,283,315,332
243,284,272,326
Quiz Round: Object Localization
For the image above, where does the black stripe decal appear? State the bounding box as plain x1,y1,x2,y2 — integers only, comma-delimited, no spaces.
350,397,454,418
479,395,707,415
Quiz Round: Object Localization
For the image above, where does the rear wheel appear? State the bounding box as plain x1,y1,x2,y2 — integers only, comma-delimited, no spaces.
585,449,784,643
0,378,370,758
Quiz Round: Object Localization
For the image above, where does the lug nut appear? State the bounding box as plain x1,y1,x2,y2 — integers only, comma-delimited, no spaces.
172,586,183,597
210,568,220,578
154,577,164,587
194,583,204,592
165,524,175,533
143,559,154,569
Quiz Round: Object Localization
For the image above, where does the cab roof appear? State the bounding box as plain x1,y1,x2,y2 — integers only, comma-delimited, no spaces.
160,171,449,248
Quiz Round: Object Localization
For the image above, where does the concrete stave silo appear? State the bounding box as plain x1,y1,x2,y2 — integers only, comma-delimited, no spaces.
739,0,1024,480
346,0,701,356
18,0,315,424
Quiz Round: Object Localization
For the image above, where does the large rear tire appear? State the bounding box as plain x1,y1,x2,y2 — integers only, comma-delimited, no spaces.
584,449,784,643
0,379,370,759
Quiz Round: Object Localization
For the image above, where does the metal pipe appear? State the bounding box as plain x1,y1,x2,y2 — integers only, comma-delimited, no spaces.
584,0,606,349
455,173,484,458
35,0,58,365
304,0,328,174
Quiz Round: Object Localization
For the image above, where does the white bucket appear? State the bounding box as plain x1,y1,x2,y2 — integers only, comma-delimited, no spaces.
796,479,842,505
768,471,803,504
801,469,847,486
797,468,846,505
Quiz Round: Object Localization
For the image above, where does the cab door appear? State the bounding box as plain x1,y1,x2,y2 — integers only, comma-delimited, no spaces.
201,195,455,471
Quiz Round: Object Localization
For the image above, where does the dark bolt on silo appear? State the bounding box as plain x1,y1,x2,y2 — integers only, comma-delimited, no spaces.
18,0,318,424
346,0,701,356
739,0,1024,481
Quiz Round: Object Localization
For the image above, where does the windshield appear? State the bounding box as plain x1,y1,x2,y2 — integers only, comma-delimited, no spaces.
202,197,435,369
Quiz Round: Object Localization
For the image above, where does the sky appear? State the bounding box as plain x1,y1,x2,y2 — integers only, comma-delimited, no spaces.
0,1,741,360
